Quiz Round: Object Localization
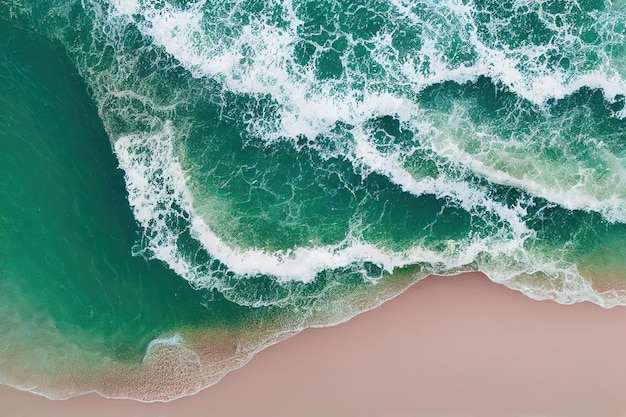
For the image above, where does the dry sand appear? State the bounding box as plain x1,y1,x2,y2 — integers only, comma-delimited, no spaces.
2,272,626,417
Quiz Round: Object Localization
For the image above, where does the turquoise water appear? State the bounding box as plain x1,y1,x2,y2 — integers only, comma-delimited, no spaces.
1,0,626,400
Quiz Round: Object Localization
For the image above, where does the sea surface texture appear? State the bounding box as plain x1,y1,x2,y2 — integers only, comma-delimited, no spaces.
1,0,626,400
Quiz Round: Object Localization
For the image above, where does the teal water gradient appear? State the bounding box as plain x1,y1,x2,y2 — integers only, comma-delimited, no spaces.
0,21,253,364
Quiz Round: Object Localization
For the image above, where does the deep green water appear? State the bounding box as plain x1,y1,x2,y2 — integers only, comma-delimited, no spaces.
1,0,626,400
0,20,260,363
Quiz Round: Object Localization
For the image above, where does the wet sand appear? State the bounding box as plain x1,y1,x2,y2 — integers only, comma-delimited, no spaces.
2,272,626,417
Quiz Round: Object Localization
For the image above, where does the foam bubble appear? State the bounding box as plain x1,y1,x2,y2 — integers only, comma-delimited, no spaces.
143,334,190,363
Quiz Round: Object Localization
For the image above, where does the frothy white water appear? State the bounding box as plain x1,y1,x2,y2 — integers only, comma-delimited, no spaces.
105,0,626,224
143,334,191,363
482,255,626,308
112,121,626,307
48,0,616,309
415,103,626,223
109,0,626,110
113,122,510,285
391,0,626,105
348,124,532,238
426,134,626,223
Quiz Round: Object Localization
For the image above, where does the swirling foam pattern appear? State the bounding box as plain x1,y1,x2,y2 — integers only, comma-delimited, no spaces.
2,0,626,400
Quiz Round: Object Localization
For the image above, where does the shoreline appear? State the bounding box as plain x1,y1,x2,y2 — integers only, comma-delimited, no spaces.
3,272,626,416
0,266,420,403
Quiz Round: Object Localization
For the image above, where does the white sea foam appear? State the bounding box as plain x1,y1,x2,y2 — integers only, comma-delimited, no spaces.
348,124,532,238
407,98,626,223
109,0,626,110
106,0,626,220
425,134,626,223
106,0,626,306
389,0,626,105
114,122,528,284
112,120,626,306
478,252,626,308
106,0,626,219
143,334,188,363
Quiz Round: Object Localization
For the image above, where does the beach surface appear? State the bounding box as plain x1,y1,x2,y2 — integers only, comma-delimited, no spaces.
2,272,626,417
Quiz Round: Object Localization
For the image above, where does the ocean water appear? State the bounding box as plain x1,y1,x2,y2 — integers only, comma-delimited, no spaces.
1,0,626,400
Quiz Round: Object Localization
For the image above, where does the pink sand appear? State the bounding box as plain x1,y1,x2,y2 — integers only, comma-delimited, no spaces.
2,272,626,417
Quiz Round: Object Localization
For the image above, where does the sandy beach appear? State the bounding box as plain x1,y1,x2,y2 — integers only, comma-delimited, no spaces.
2,272,626,417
